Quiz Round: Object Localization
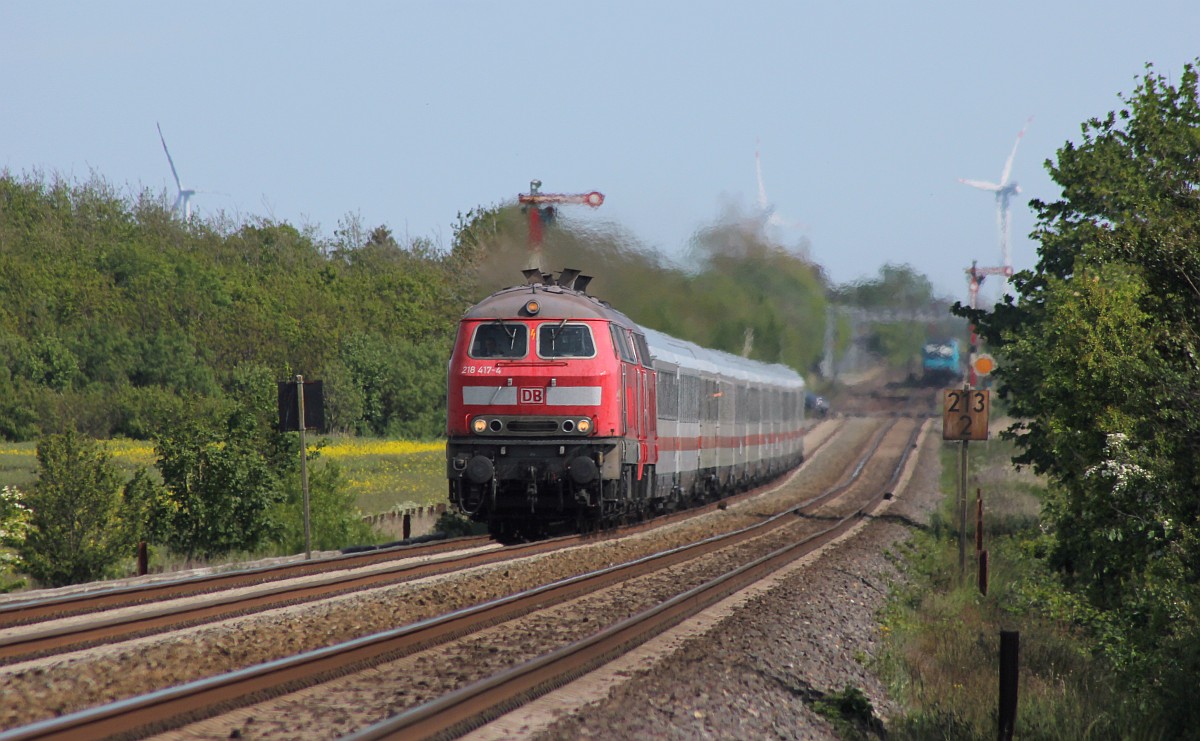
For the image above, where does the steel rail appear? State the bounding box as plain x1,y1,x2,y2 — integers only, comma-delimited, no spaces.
0,536,558,664
0,536,492,629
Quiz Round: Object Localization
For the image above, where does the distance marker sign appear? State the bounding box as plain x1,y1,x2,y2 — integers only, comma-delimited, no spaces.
943,388,989,441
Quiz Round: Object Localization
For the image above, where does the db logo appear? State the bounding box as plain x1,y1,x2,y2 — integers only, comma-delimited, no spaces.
519,387,545,404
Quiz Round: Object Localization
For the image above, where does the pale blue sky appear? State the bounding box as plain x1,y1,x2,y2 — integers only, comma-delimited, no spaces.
3,2,1196,298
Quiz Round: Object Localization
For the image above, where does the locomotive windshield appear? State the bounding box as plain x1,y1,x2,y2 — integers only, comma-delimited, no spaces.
538,322,595,358
470,322,528,358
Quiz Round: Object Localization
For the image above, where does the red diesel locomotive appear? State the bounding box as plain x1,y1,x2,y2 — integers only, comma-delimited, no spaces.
446,268,808,541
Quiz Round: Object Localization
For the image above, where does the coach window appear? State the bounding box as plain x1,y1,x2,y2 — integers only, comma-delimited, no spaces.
470,322,528,359
539,322,596,358
703,378,719,422
657,370,679,421
681,373,700,422
609,324,636,363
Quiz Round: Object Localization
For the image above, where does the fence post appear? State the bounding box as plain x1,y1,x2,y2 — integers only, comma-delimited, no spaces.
975,489,984,553
999,630,1020,740
403,513,412,540
137,541,148,576
979,550,989,596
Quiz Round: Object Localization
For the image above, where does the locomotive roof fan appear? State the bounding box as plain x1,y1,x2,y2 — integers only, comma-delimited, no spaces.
520,267,593,293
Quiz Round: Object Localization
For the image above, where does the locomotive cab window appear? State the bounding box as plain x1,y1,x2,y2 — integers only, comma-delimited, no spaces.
470,322,528,359
538,322,596,358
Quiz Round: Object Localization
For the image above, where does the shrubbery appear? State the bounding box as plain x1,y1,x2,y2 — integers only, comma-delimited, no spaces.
0,485,30,592
17,431,139,586
964,59,1200,733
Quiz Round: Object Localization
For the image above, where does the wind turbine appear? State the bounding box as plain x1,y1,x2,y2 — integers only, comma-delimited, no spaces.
156,122,197,221
958,116,1033,271
755,139,804,233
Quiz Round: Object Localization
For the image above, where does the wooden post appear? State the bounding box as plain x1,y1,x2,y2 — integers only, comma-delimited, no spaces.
137,541,148,576
403,513,412,540
975,489,984,553
958,384,969,578
999,630,1020,740
979,550,989,596
958,440,968,577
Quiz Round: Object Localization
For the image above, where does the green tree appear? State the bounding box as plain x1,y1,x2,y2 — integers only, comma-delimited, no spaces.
834,263,960,370
119,467,173,548
319,358,365,435
963,60,1200,731
17,431,133,586
154,399,282,559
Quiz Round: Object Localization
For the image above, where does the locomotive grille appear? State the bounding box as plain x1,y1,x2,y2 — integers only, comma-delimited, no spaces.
506,420,560,433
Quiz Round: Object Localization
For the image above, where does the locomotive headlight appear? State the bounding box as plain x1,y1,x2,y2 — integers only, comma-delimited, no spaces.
577,418,592,434
524,299,541,316
472,418,488,434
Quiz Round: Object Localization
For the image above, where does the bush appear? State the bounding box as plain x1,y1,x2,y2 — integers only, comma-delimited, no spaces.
270,456,375,553
120,466,173,547
17,431,133,586
154,401,282,560
434,509,484,538
0,485,31,592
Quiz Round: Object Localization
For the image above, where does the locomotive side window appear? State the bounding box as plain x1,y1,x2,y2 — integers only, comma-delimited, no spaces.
632,333,654,369
609,324,636,362
538,323,596,358
470,322,528,358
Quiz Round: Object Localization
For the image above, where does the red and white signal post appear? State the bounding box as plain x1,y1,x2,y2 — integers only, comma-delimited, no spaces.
518,180,604,267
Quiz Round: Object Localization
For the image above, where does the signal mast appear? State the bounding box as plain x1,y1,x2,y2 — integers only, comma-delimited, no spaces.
517,180,604,270
964,261,1012,385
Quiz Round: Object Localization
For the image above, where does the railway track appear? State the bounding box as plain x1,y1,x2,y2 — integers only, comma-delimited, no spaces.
0,416,922,740
0,536,494,629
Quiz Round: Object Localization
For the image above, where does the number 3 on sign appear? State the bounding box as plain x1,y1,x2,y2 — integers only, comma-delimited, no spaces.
943,389,989,441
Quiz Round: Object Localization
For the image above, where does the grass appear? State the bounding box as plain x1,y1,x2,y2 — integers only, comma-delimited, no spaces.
0,437,448,516
316,437,446,514
876,432,1161,740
